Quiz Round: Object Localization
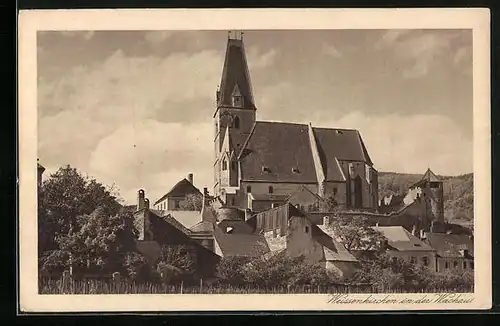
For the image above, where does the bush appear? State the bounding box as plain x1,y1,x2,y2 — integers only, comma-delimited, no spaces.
216,254,341,288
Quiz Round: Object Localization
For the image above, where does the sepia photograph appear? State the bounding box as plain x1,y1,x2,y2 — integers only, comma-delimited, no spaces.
19,9,491,312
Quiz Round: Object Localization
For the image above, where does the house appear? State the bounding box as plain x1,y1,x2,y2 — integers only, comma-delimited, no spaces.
249,203,358,278
373,226,436,271
133,189,220,280
425,232,474,273
154,173,202,211
213,206,270,257
212,34,378,213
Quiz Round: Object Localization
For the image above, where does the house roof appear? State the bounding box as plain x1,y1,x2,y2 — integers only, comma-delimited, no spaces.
313,127,372,176
161,210,202,230
311,224,358,262
373,226,434,252
214,227,270,257
154,178,202,205
217,38,256,110
238,121,372,183
410,168,442,189
425,232,474,258
285,185,324,203
249,193,290,202
190,220,214,233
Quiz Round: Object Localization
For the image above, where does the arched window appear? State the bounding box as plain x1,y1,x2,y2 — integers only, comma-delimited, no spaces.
233,116,240,129
222,159,227,171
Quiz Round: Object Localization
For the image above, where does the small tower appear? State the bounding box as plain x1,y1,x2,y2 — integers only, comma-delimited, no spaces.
413,168,444,224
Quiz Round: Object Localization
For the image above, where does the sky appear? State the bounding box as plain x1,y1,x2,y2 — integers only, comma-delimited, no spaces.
37,29,473,205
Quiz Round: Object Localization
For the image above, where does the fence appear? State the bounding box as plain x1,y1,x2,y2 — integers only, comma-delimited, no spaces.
38,274,473,295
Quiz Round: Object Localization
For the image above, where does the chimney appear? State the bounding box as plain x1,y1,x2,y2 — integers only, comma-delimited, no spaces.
187,173,194,184
144,198,150,209
37,158,45,187
419,229,426,240
411,225,417,236
137,189,145,211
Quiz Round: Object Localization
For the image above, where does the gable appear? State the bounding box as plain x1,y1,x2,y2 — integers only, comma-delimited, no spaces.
154,178,202,205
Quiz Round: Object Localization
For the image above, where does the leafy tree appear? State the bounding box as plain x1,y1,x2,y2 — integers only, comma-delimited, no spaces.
38,165,122,254
179,193,203,211
216,256,252,286
325,214,385,251
323,195,338,212
51,206,138,276
155,244,196,283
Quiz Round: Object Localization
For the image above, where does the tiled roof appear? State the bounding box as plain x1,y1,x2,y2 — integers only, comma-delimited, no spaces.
286,185,324,203
162,210,202,229
311,224,358,262
313,127,372,178
410,168,442,188
250,194,290,201
373,226,434,252
190,220,215,233
154,178,202,205
238,121,372,183
239,122,318,183
425,232,474,258
214,227,270,257
217,38,256,110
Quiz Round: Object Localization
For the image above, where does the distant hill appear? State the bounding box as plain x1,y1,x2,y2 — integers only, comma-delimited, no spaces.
378,172,474,223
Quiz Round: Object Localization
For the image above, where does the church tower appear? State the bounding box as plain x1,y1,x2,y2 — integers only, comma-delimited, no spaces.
213,32,256,202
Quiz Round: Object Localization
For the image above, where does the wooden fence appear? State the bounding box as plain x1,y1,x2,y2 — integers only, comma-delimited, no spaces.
38,272,473,294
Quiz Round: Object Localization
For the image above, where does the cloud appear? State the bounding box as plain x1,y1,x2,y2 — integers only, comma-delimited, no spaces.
322,44,342,58
60,31,95,40
247,48,277,69
89,120,213,204
376,30,470,79
305,111,472,176
144,31,174,45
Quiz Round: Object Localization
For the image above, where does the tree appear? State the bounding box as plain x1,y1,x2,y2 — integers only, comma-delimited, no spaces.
51,206,138,277
179,193,203,211
38,165,122,254
323,195,338,212
38,165,127,276
325,214,385,251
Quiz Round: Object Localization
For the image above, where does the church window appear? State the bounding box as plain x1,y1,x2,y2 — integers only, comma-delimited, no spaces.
231,161,237,170
233,116,240,129
269,186,274,194
246,185,251,193
222,159,228,171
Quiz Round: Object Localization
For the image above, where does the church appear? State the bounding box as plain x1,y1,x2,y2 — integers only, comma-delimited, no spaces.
212,33,379,213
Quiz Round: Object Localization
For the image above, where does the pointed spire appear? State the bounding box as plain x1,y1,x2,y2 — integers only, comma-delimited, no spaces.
217,32,256,110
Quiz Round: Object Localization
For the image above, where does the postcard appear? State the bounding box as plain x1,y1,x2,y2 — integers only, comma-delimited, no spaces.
18,8,491,312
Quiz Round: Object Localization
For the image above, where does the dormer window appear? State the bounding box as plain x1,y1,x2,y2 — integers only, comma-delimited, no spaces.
226,226,234,234
336,130,343,135
262,166,271,173
292,167,300,173
232,84,244,108
232,95,243,107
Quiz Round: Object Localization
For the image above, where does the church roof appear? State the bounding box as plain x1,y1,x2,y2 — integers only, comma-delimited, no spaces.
238,121,372,182
420,168,442,182
154,178,202,205
217,37,256,110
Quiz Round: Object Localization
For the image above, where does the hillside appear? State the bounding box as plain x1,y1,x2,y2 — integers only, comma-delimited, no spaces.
378,172,474,223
